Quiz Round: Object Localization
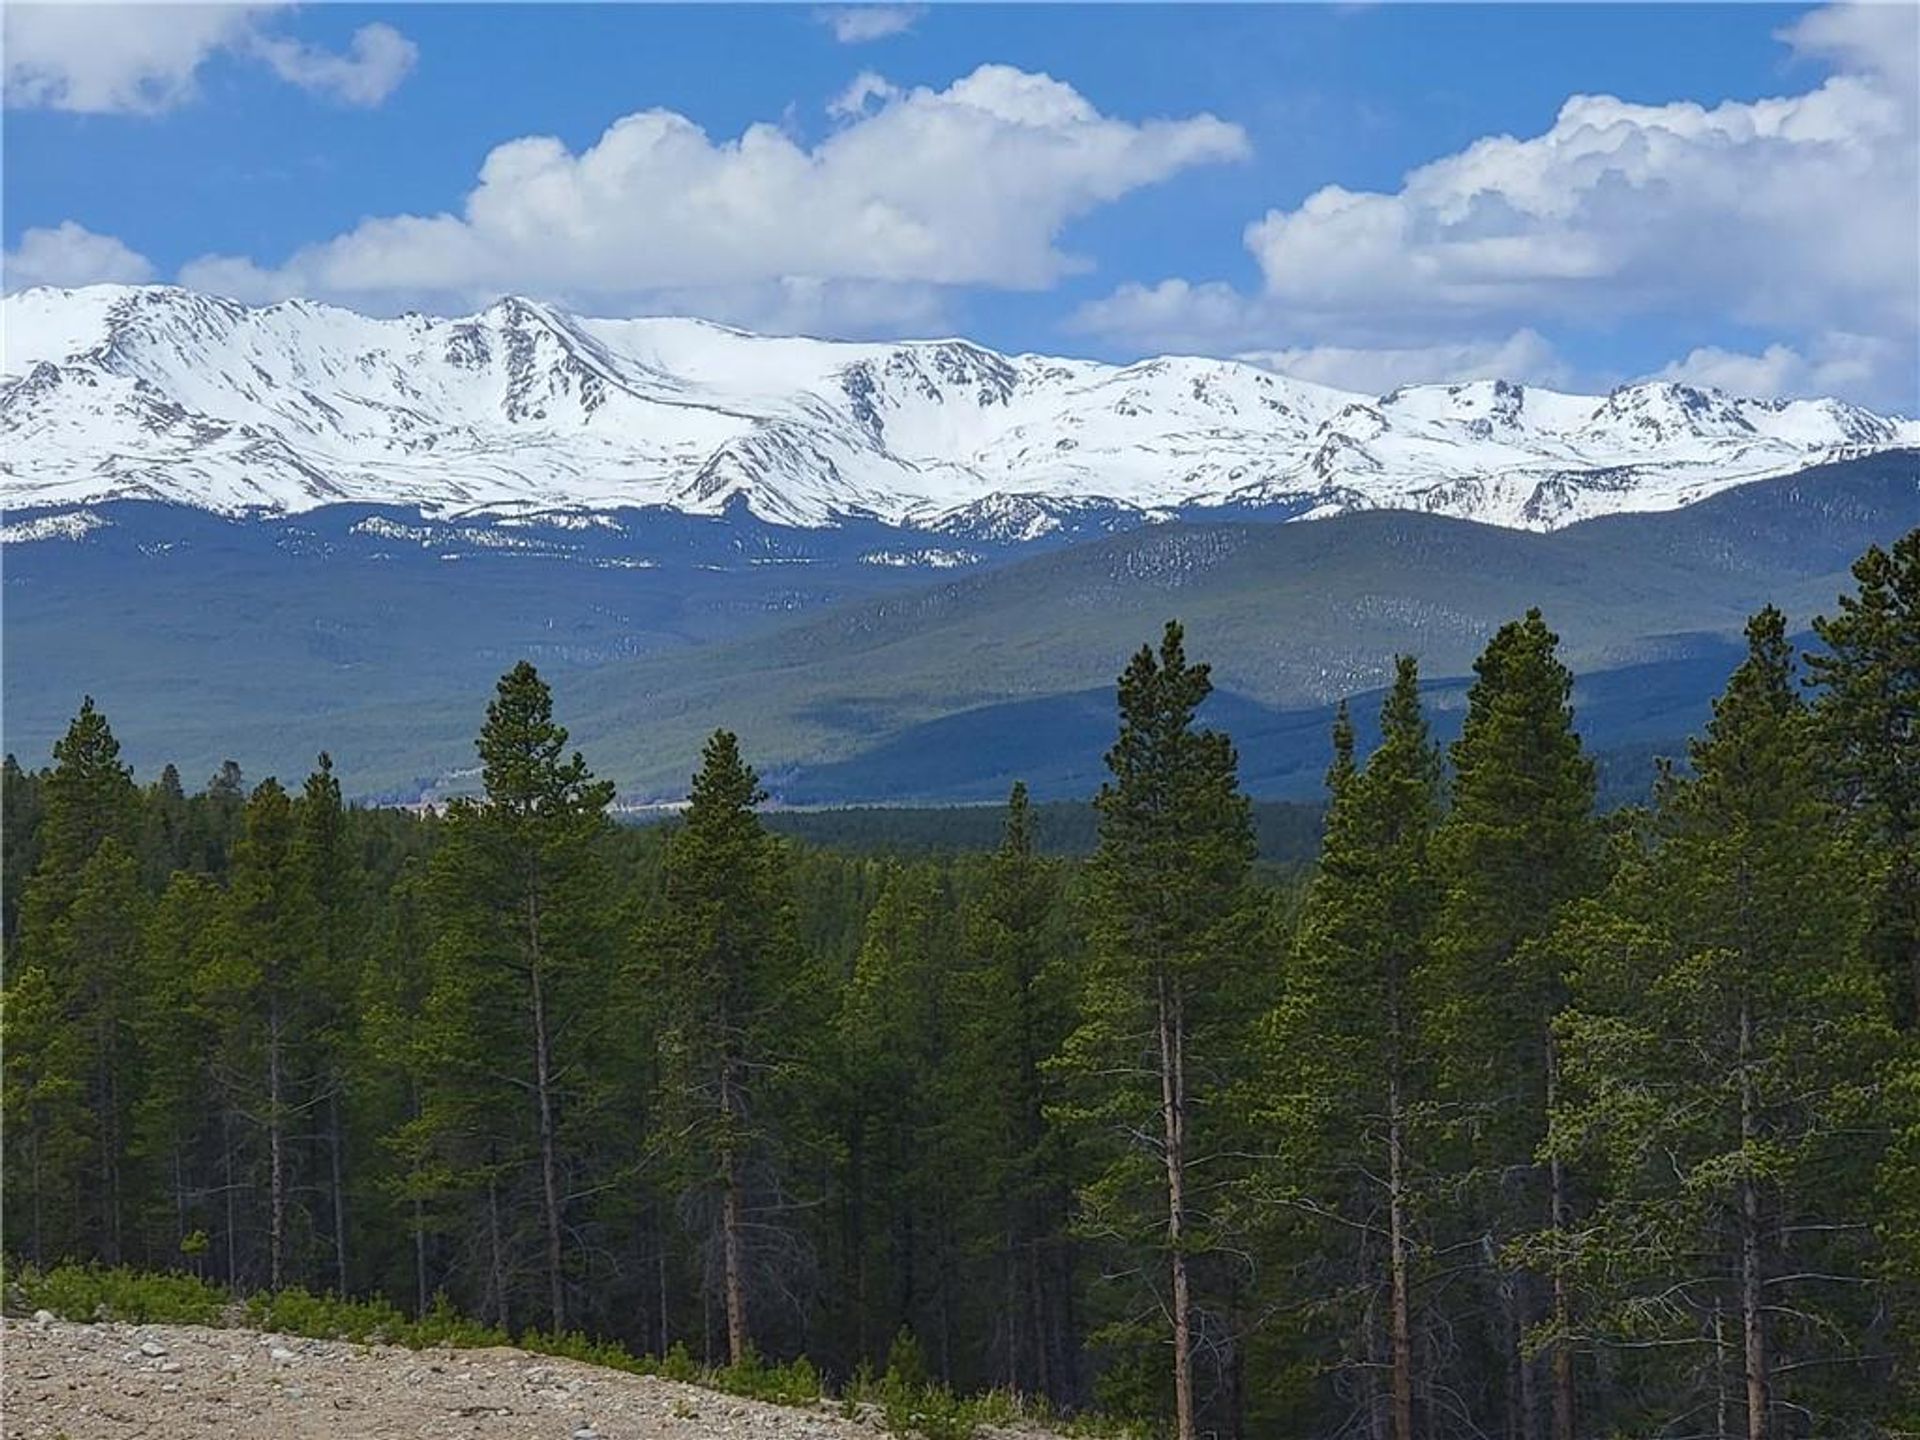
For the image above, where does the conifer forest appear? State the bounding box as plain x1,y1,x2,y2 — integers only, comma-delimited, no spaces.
4,530,1917,1440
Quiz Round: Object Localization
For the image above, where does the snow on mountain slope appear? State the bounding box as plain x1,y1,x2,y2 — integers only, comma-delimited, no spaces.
4,284,1913,534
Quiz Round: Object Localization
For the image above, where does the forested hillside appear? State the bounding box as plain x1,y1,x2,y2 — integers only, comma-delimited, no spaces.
3,532,1916,1440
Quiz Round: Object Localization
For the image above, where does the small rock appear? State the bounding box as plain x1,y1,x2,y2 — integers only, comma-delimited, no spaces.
270,1345,297,1363
574,1428,600,1440
158,1360,183,1373
31,1308,55,1329
140,1339,169,1357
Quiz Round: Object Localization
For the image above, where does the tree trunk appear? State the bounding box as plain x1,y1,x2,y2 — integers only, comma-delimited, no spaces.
720,1061,751,1365
1739,995,1767,1440
268,996,285,1292
1715,1302,1730,1440
487,1167,508,1331
413,1195,428,1318
222,1108,238,1291
658,1215,672,1356
527,894,566,1334
1388,1074,1415,1440
330,1088,349,1296
1157,975,1196,1440
1547,1034,1575,1440
409,1079,427,1317
100,1046,122,1265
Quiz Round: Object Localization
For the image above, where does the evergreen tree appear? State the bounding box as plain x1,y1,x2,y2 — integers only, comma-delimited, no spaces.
1552,609,1895,1439
836,861,966,1378
1262,662,1441,1440
3,754,47,942
130,871,224,1273
954,783,1081,1403
1056,621,1260,1440
4,700,145,1262
202,779,318,1291
420,662,615,1333
651,730,803,1366
1427,610,1600,1440
36,697,140,877
3,839,147,1263
296,752,365,1294
1809,528,1920,1026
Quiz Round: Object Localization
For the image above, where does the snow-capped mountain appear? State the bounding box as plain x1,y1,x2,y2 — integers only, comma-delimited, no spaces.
4,284,1913,536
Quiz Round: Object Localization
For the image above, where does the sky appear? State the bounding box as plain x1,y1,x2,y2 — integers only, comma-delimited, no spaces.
4,2,1917,409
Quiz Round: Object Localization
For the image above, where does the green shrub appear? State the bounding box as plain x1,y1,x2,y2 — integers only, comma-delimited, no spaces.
245,1286,410,1344
409,1291,509,1350
659,1340,702,1383
8,1263,226,1326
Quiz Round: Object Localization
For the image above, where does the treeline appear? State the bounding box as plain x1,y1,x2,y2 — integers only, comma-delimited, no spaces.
3,531,1916,1440
756,798,1324,868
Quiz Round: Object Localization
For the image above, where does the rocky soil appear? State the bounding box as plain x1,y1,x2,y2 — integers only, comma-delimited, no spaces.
2,1316,910,1439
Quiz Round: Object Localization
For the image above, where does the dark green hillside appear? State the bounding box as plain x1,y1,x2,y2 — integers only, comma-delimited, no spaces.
4,451,1913,799
564,451,1919,796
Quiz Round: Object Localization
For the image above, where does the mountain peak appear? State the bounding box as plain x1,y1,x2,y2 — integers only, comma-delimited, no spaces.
3,283,1913,533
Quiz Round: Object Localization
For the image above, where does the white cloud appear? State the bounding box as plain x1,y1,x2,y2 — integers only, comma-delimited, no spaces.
251,20,417,108
829,70,900,120
1655,332,1915,408
815,6,924,44
179,65,1248,330
3,222,155,290
1240,330,1570,396
1073,2,1919,406
3,3,416,114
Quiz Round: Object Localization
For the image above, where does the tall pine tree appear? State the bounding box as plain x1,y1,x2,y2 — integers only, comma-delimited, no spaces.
651,730,803,1366
421,662,616,1332
1809,527,1920,1026
1427,610,1600,1440
1056,621,1259,1440
1552,609,1895,1439
1263,661,1441,1440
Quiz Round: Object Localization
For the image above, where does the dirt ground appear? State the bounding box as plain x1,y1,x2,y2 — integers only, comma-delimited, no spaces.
1,1316,899,1439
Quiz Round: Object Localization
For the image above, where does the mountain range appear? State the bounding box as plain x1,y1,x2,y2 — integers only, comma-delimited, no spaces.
3,286,1916,806
5,284,1914,536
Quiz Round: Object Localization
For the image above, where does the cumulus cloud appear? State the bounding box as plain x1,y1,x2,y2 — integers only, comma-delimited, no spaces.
3,222,155,290
179,65,1248,330
815,6,925,44
3,3,417,114
1073,2,1919,407
1655,332,1914,406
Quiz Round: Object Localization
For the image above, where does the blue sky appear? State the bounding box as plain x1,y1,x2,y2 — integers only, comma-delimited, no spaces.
4,3,1916,407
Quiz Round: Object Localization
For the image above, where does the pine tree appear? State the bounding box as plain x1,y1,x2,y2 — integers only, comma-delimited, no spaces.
130,871,223,1272
1809,528,1920,1026
955,783,1080,1402
36,697,140,877
1055,621,1259,1440
421,661,615,1332
4,699,145,1262
1263,661,1441,1440
202,779,318,1291
651,730,802,1366
3,754,48,942
297,753,364,1294
1552,608,1895,1439
836,861,964,1377
1427,610,1600,1440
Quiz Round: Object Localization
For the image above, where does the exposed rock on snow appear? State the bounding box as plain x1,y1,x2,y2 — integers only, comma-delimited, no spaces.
5,285,1913,535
